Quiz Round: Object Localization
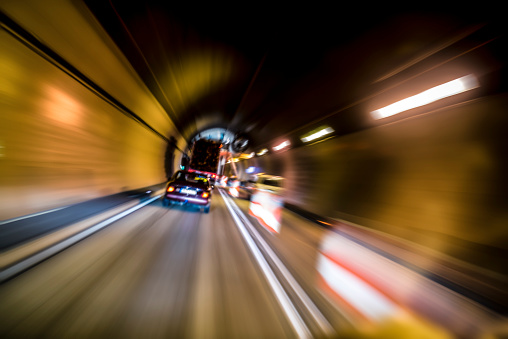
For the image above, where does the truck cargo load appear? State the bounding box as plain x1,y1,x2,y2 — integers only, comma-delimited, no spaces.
188,139,222,180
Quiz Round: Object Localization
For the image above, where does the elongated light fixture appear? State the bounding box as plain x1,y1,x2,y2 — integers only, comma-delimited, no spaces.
273,140,290,151
371,74,479,120
257,148,268,156
301,126,335,143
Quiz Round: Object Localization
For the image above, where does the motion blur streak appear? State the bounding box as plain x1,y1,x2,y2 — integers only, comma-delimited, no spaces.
0,1,181,220
2,1,508,338
316,229,504,338
257,148,269,156
248,190,283,233
0,206,66,225
300,126,335,143
0,195,161,283
222,190,335,337
220,189,311,338
0,197,301,338
273,140,291,151
317,254,399,322
371,74,479,119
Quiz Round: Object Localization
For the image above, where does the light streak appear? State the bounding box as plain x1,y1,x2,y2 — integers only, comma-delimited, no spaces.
371,74,479,119
273,140,290,151
257,148,268,156
301,127,334,143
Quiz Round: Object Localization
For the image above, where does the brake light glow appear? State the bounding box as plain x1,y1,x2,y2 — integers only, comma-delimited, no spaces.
202,192,209,198
167,186,175,192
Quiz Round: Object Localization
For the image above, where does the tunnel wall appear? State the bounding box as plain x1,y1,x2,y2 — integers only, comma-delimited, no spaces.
0,2,184,220
244,93,508,273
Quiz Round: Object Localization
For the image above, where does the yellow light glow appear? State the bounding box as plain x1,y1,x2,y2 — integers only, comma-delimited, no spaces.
239,152,255,159
44,86,83,126
371,74,479,120
273,140,290,151
257,148,268,156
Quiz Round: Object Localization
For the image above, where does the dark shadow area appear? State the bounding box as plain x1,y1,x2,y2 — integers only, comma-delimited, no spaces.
159,201,207,214
164,136,177,180
0,183,165,251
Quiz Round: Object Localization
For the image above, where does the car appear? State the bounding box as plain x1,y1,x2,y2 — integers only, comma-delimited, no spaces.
252,174,285,196
228,179,256,200
161,170,212,213
228,174,284,200
187,169,218,188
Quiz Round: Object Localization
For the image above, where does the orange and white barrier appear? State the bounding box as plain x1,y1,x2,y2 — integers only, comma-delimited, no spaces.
249,190,283,233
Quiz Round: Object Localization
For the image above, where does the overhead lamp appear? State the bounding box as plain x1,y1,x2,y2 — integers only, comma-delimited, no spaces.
273,140,290,151
257,148,268,156
370,74,479,120
300,126,335,143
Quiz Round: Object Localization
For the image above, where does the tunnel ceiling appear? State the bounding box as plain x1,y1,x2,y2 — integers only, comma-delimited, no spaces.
83,2,501,150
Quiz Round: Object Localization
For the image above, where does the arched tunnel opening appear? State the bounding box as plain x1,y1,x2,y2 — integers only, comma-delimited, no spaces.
1,2,508,338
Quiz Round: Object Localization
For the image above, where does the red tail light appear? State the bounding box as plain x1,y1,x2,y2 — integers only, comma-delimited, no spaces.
167,186,175,192
202,192,209,198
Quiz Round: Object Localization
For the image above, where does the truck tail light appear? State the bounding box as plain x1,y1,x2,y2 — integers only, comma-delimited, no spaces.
167,186,175,192
202,192,209,198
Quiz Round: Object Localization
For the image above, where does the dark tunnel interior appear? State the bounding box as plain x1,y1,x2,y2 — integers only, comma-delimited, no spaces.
1,2,508,338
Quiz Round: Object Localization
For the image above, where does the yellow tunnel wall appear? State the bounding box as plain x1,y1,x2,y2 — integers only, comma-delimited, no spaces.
0,1,184,219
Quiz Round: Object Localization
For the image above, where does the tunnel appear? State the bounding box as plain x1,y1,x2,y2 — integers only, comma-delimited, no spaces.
1,2,508,338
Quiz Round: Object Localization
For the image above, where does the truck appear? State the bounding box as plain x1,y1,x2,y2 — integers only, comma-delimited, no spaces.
188,139,222,182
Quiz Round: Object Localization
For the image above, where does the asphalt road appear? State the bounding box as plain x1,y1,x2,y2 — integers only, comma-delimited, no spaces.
0,189,503,338
0,189,331,338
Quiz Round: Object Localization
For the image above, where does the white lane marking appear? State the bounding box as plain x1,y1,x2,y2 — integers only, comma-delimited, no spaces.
220,190,311,339
0,195,161,283
225,191,334,335
0,206,67,225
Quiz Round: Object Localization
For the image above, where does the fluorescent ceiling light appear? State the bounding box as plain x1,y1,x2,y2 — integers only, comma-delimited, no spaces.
238,152,254,159
371,74,479,120
301,126,335,143
273,140,290,151
257,148,268,156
